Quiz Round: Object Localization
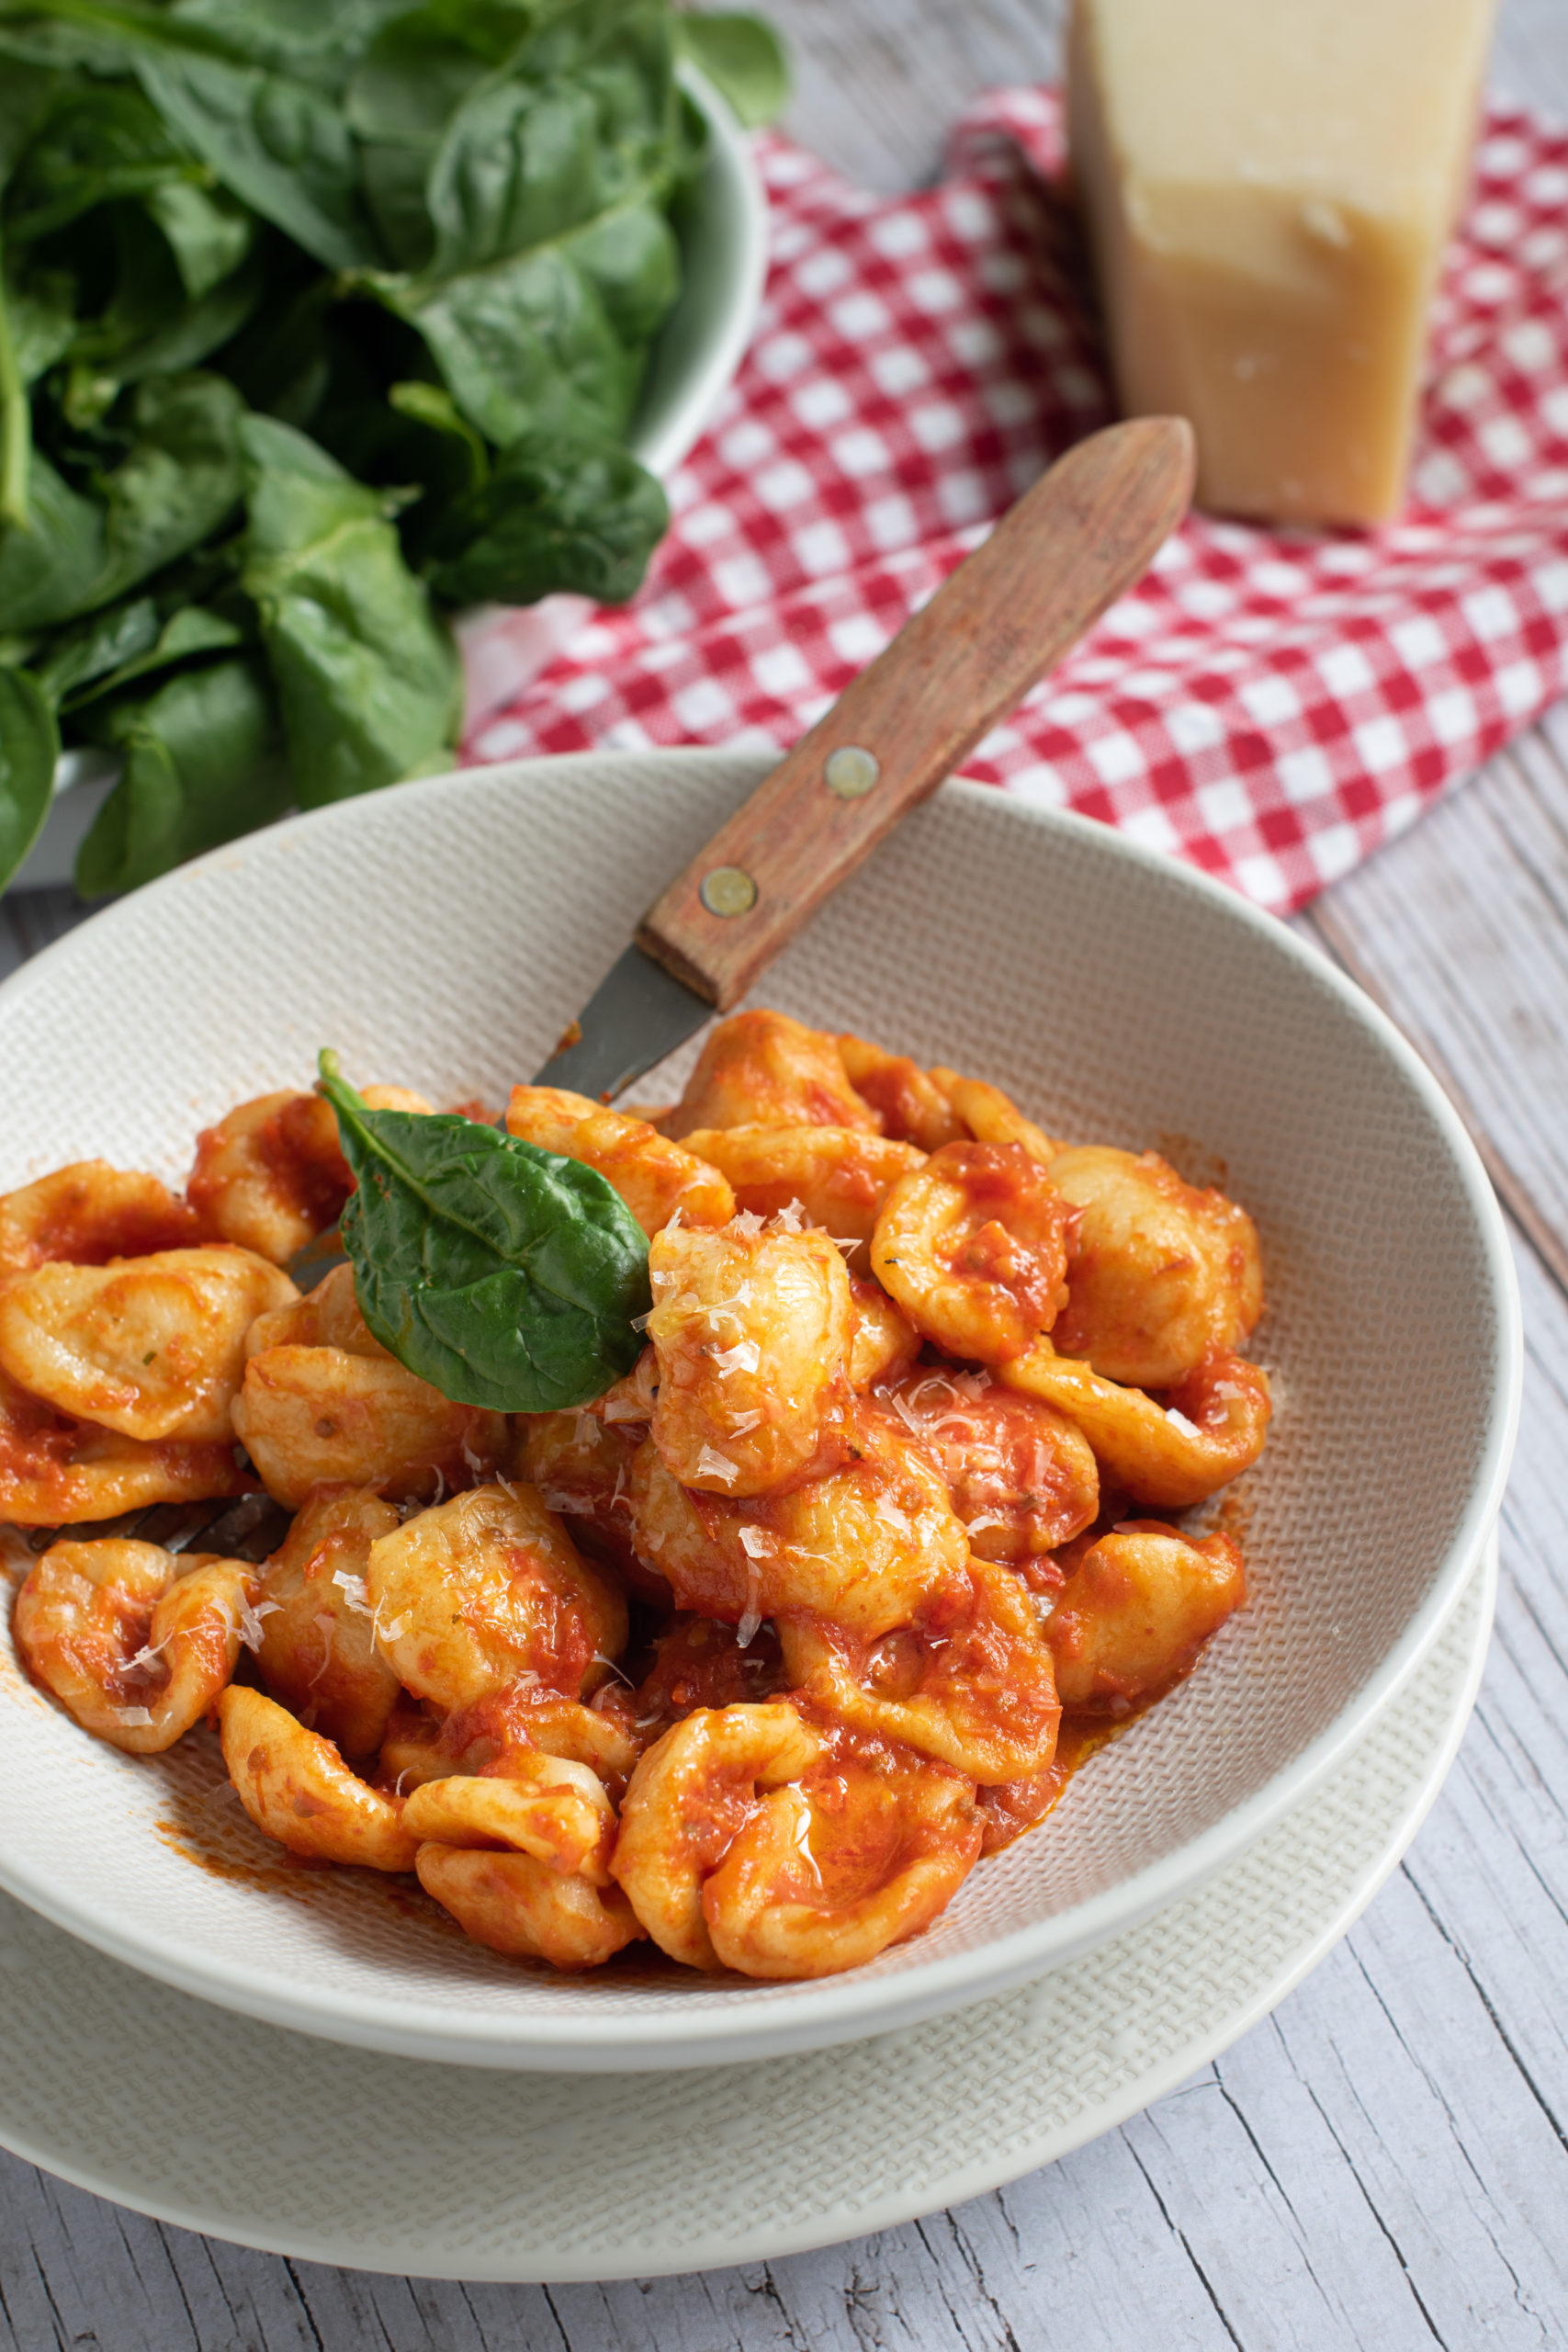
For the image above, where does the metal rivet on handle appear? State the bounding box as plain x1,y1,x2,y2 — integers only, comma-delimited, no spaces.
699,865,759,918
824,744,880,799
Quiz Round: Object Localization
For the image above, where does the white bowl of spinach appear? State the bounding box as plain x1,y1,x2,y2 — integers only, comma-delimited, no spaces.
0,0,776,899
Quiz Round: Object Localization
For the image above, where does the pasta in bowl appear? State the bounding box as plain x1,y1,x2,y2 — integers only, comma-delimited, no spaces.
0,748,1517,2067
2,1010,1263,1984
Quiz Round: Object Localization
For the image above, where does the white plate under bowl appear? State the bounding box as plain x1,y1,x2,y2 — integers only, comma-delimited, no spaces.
0,1532,1495,2281
11,62,769,890
0,748,1521,2069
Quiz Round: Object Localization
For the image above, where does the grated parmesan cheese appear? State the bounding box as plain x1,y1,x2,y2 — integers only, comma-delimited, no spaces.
115,1705,154,1727
237,1594,280,1653
332,1568,373,1616
729,1209,764,1238
726,1409,764,1437
1166,1407,1201,1440
694,1444,740,1485
738,1526,776,1559
711,1337,761,1376
770,1199,807,1234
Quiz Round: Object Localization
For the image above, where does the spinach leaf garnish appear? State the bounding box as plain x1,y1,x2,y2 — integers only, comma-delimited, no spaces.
319,1051,651,1413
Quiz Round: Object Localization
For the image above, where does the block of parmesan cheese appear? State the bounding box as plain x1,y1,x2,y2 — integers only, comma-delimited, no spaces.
1066,0,1497,526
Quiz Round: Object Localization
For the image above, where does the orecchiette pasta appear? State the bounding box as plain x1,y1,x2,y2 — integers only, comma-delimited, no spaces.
365,1481,627,1712
871,1140,1075,1363
5,1010,1268,1985
0,1246,297,1441
679,1124,926,1248
646,1217,855,1497
504,1086,735,1236
17,1540,254,1753
0,1161,202,1273
1044,1146,1263,1388
233,1264,506,1507
662,1009,877,1138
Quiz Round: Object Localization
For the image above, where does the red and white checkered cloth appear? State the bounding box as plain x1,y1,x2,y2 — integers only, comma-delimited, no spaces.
465,92,1568,915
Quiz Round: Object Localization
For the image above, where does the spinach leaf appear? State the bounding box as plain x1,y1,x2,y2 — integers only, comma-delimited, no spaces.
0,271,31,530
134,52,382,268
165,0,415,92
423,424,665,605
238,412,459,805
6,264,76,383
387,378,488,497
0,58,60,529
67,204,265,386
43,594,246,711
0,445,105,623
370,232,647,446
0,370,244,629
0,56,56,181
142,178,254,298
676,10,787,129
0,663,58,890
345,9,490,272
73,648,287,893
319,1051,651,1413
26,587,164,702
4,85,201,247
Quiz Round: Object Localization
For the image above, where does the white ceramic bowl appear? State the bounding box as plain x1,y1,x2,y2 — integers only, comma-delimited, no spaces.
11,66,769,891
0,749,1521,2070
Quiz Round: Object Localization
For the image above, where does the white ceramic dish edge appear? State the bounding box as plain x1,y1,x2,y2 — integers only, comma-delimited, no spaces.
0,759,1523,2069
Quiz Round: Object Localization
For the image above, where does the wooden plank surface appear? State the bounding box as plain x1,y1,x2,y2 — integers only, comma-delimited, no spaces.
5,2,1568,2346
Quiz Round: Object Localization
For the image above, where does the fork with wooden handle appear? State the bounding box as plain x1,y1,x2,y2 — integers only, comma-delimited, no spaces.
536,413,1196,1102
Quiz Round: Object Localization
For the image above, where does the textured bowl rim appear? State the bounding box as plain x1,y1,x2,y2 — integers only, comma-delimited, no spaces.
0,752,1524,2069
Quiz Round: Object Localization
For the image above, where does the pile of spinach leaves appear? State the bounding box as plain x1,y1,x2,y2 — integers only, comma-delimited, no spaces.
0,0,785,898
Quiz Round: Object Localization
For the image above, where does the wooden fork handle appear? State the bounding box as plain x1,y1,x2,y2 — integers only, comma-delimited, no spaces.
635,414,1195,1009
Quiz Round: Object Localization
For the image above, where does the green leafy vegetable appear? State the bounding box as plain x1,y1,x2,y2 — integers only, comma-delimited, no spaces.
0,663,58,882
0,0,786,899
319,1050,651,1412
0,370,244,630
423,424,666,604
239,412,460,804
4,85,201,247
73,650,287,893
676,10,788,129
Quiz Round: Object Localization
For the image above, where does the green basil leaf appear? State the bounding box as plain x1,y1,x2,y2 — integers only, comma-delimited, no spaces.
239,411,459,806
73,648,286,894
423,424,664,604
319,1052,651,1413
0,662,58,889
675,11,788,130
0,370,244,630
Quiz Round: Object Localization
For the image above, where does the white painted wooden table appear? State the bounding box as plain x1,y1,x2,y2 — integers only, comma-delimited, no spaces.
5,5,1568,2344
